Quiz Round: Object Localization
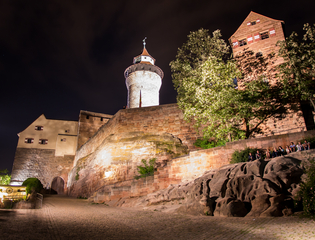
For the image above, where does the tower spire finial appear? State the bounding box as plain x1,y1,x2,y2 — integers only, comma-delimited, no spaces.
143,37,147,48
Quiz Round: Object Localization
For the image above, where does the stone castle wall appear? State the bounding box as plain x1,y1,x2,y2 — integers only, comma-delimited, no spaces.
92,129,315,203
77,111,112,150
74,104,201,166
11,148,74,189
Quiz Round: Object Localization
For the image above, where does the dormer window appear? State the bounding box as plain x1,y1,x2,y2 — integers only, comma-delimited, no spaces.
35,126,43,131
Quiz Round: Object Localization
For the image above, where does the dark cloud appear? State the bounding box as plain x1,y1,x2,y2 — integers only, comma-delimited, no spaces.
0,0,314,172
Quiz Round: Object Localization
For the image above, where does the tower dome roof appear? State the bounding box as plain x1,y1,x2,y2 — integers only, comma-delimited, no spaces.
133,38,156,65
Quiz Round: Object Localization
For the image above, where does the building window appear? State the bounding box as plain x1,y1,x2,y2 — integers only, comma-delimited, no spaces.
256,52,263,58
25,138,34,144
65,129,70,133
61,138,66,142
260,32,269,40
39,139,48,145
100,117,103,121
251,21,256,26
86,115,89,119
239,39,247,47
35,126,43,131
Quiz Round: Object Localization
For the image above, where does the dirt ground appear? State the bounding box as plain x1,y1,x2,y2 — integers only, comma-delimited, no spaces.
0,195,315,240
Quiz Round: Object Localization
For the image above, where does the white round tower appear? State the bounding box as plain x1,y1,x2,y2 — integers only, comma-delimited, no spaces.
124,39,164,108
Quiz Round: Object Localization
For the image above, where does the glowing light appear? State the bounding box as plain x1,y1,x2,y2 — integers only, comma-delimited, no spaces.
104,171,113,178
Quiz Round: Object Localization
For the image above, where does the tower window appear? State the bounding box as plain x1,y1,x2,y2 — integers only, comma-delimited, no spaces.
239,39,247,47
35,126,43,131
25,138,34,144
39,139,48,145
260,32,269,40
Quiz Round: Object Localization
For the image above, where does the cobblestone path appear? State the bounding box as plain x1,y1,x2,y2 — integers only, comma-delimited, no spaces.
0,195,315,239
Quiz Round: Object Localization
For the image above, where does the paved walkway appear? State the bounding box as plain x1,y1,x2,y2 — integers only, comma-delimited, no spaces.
1,195,315,239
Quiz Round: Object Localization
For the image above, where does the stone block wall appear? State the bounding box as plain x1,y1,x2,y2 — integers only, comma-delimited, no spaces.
91,129,315,203
74,104,201,165
11,148,74,189
77,110,113,150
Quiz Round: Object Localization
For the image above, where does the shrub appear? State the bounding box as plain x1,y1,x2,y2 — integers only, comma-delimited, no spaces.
230,147,260,164
134,158,156,180
22,178,43,195
0,169,11,185
296,158,315,216
194,138,226,149
301,136,315,149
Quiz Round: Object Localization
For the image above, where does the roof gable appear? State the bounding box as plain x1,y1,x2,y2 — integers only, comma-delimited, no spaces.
229,11,284,40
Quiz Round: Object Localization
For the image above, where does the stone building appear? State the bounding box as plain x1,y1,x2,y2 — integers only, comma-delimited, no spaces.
229,11,285,64
229,11,309,135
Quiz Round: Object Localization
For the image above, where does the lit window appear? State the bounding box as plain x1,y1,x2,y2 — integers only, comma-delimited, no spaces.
39,139,48,145
25,138,34,144
35,126,43,131
260,32,269,40
239,39,247,47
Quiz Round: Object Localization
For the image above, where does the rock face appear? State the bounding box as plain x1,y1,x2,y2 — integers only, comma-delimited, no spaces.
137,153,309,217
67,131,188,197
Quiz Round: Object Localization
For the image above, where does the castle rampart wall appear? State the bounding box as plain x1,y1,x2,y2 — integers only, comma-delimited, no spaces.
92,129,315,203
74,104,201,165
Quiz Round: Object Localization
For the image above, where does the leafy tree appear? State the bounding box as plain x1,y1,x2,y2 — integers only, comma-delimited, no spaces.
277,23,315,126
0,169,11,185
170,29,287,141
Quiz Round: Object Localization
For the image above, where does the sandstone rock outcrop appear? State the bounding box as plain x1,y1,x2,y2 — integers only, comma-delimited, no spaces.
68,131,188,197
137,152,311,217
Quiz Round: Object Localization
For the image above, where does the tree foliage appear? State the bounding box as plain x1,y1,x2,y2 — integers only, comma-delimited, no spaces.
277,23,315,109
22,178,43,195
0,169,11,185
170,29,287,141
296,158,315,216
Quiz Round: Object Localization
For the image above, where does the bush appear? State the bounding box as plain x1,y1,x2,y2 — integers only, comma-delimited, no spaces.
134,158,156,180
0,169,11,185
296,158,315,216
194,138,226,149
301,136,315,149
230,147,260,164
22,178,43,195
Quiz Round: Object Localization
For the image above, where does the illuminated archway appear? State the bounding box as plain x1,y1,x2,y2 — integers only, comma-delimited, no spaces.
51,177,65,194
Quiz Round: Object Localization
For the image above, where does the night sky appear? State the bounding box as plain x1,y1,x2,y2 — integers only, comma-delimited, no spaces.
1,0,314,172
